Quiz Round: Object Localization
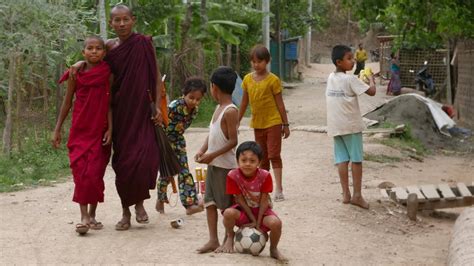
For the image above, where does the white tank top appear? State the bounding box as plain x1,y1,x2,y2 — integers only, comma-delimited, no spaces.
207,104,238,169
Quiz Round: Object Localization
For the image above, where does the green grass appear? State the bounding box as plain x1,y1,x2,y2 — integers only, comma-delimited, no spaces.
191,96,250,128
0,138,70,192
372,123,427,156
192,96,217,127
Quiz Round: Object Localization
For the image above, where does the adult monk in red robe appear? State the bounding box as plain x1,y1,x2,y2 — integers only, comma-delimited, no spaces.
105,4,163,230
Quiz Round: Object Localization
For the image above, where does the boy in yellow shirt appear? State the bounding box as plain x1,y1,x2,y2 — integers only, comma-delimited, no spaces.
354,43,368,75
239,44,290,202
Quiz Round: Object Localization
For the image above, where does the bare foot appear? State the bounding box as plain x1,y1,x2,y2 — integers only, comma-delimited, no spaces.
196,240,220,254
342,193,351,204
215,235,234,253
155,200,165,214
186,204,204,215
270,248,288,262
350,196,369,209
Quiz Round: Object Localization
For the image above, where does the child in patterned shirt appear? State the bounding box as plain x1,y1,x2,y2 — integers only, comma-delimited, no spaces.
156,77,207,215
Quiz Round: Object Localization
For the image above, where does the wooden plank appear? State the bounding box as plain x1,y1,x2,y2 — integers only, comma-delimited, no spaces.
392,187,408,202
420,185,441,201
457,183,472,198
437,184,456,200
406,185,427,202
416,198,473,210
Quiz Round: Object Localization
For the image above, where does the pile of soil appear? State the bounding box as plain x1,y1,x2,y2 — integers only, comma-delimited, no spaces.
364,95,473,151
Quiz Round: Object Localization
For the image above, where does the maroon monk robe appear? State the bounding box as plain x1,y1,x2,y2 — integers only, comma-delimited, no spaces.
59,61,112,205
105,33,160,207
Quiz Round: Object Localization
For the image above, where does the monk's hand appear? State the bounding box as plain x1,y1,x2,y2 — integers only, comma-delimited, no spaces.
70,61,85,80
51,130,61,149
102,129,112,146
151,105,163,125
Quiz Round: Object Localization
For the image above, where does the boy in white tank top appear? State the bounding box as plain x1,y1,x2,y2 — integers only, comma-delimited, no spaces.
195,67,239,253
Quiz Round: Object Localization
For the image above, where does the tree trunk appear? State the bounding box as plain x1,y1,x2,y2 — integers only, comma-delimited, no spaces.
226,44,232,66
198,0,207,78
236,44,241,73
3,52,16,156
216,41,223,66
42,54,49,129
56,61,64,121
15,55,22,152
98,0,107,40
168,18,175,99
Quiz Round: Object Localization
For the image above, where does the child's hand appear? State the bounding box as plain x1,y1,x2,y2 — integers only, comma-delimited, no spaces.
51,131,61,149
194,151,204,162
196,152,214,164
242,221,257,228
102,129,112,146
281,125,290,139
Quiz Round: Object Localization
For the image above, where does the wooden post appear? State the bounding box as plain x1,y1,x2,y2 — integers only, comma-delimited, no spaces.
407,193,418,221
446,40,452,104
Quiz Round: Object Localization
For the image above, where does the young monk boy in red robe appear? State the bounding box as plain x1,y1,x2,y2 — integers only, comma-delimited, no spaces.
52,36,112,235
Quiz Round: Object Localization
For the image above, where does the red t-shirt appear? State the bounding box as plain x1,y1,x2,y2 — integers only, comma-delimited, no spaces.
226,168,273,208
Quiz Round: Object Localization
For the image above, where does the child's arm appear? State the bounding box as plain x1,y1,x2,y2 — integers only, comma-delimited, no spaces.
238,90,249,122
256,192,270,232
365,75,376,96
274,93,290,139
197,108,238,164
234,194,257,228
52,77,76,148
102,74,114,146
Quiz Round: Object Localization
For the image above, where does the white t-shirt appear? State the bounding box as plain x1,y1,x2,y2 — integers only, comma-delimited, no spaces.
326,72,369,137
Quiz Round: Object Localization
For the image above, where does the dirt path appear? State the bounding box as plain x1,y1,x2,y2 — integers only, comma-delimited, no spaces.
1,64,472,265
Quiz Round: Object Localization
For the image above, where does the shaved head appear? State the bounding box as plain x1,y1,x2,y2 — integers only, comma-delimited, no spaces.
111,4,133,18
83,35,105,49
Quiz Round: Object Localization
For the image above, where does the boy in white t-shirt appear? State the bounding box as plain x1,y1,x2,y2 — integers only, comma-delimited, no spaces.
326,45,376,209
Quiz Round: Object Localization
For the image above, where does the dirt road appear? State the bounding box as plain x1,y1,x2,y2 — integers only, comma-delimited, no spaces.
1,63,472,265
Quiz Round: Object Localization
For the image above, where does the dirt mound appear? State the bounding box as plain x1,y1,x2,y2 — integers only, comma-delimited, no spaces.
365,95,472,151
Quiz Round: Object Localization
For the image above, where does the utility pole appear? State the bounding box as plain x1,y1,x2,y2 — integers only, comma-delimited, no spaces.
305,0,312,66
275,0,282,78
262,0,270,50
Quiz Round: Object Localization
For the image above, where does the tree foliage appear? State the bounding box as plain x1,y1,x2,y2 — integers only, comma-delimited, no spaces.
343,0,474,48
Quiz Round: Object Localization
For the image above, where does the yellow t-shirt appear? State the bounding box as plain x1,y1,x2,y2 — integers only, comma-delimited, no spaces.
242,72,283,129
355,49,368,62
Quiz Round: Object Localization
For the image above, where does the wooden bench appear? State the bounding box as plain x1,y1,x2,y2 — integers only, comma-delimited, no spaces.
381,183,473,220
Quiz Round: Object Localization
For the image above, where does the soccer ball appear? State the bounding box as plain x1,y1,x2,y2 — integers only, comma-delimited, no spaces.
234,227,267,256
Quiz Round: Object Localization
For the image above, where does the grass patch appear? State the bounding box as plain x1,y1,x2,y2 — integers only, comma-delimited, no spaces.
364,153,402,163
376,124,427,156
191,96,250,128
0,139,70,192
192,96,217,127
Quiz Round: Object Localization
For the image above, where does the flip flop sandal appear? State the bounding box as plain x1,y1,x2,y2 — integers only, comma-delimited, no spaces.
89,221,104,230
135,213,149,224
115,220,131,231
75,223,89,235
